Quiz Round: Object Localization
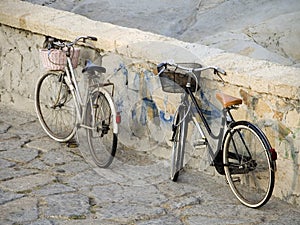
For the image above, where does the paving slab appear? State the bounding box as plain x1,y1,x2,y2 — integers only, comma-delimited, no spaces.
0,105,300,224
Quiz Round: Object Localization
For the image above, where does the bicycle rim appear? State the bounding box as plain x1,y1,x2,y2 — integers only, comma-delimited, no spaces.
223,122,275,208
35,72,76,142
171,108,186,181
86,90,117,168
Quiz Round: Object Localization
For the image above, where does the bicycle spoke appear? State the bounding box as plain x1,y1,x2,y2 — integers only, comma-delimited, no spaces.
35,72,76,142
85,90,117,168
224,122,275,208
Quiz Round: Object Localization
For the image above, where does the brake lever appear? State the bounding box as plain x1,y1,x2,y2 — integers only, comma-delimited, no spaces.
216,67,226,75
214,68,226,84
87,36,98,41
157,62,166,68
156,62,166,76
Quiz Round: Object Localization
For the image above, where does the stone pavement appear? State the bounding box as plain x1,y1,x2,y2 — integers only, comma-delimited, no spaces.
0,105,300,225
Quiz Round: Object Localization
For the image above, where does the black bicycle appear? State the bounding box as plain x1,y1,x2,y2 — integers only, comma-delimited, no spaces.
157,60,277,208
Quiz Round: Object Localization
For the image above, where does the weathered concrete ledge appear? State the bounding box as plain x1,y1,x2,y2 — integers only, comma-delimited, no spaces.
0,0,299,205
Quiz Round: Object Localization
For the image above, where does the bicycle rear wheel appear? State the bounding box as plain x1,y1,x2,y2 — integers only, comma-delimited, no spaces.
171,105,187,181
85,90,118,168
35,72,76,142
223,121,275,208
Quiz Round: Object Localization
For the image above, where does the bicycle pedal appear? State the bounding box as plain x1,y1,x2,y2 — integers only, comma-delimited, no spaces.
67,141,79,148
96,123,110,137
234,177,241,183
225,177,241,184
102,124,110,133
193,138,207,147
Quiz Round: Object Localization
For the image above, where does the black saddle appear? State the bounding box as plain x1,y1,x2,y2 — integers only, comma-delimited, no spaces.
82,59,106,74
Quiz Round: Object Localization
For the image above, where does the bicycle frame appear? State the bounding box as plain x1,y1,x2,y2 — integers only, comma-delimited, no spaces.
179,85,230,165
36,35,119,168
182,85,261,172
63,56,117,132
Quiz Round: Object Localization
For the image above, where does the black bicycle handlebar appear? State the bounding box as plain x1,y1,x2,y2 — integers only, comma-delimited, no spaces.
48,36,97,50
87,36,97,41
157,60,226,82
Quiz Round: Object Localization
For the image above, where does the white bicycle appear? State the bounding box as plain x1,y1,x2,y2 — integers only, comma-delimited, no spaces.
35,36,120,167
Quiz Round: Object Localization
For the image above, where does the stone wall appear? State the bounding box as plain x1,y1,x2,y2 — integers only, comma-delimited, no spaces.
0,0,299,205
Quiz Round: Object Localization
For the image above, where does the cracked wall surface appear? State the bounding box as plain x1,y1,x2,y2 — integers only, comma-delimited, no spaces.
0,25,44,104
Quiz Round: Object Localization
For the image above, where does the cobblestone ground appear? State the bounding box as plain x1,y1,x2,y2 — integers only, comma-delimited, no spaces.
0,105,300,224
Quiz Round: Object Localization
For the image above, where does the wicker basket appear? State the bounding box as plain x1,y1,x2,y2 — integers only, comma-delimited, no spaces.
158,63,202,93
39,48,80,71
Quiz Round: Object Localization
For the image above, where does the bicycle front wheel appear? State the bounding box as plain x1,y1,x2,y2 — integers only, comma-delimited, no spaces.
171,106,187,181
223,121,275,208
85,90,118,168
35,72,77,142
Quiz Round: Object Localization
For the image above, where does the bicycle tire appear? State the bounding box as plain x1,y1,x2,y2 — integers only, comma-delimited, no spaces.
223,121,275,208
85,90,118,168
171,105,187,181
35,72,77,142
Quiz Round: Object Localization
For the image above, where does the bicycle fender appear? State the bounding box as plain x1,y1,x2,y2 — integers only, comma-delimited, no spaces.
92,87,118,134
223,121,277,167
